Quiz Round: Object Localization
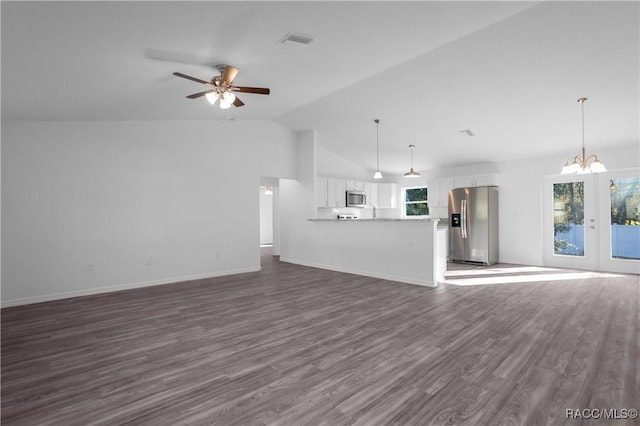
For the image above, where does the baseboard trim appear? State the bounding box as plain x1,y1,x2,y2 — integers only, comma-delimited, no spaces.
279,257,437,288
1,266,261,308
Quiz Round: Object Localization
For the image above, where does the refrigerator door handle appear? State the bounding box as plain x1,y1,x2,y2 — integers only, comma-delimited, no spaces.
461,199,467,239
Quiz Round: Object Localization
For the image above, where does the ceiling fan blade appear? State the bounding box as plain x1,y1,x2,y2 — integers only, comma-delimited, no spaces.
233,97,245,107
220,66,239,85
186,90,216,99
173,72,211,85
230,86,270,95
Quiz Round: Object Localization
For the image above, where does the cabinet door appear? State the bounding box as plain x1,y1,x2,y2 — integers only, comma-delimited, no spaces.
364,182,378,207
453,175,475,188
346,180,365,191
475,173,499,187
428,179,441,207
328,178,346,207
378,183,397,208
439,178,454,206
316,177,328,207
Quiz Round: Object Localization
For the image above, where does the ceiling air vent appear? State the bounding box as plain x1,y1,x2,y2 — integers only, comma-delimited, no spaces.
278,32,315,46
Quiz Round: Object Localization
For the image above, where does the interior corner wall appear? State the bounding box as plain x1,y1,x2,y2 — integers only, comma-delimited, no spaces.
1,120,297,307
279,130,316,262
316,145,371,180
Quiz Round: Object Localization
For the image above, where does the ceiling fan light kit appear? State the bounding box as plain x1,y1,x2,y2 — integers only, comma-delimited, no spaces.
173,64,270,110
205,92,219,105
561,97,606,174
404,144,421,178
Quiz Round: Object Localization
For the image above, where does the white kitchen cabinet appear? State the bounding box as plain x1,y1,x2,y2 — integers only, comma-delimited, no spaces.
364,182,378,207
327,178,346,208
428,179,441,207
428,177,454,207
378,183,397,208
428,175,498,209
453,175,475,188
452,174,499,189
439,178,454,205
345,180,365,191
475,173,499,187
316,177,329,207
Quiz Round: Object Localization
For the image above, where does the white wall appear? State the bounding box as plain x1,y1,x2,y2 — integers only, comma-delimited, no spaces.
279,130,317,262
1,120,298,306
316,145,370,180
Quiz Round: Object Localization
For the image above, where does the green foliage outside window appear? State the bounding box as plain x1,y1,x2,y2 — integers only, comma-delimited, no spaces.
405,187,429,216
553,182,584,255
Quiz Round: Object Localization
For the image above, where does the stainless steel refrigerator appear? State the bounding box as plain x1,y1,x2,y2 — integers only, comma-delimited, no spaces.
448,186,499,265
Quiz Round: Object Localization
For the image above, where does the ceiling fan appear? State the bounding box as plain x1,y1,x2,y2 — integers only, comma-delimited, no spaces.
173,64,270,109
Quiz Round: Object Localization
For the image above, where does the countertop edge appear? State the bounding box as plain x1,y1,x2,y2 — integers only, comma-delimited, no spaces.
308,218,441,223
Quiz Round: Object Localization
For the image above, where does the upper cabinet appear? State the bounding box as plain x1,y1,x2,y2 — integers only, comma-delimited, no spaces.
429,174,499,207
378,183,398,208
453,173,499,188
316,177,329,207
326,178,346,208
428,177,454,207
345,180,365,191
364,182,378,207
318,177,380,208
316,177,346,208
473,174,500,187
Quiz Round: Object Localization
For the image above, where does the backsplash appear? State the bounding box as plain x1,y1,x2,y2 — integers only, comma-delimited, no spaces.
316,207,400,220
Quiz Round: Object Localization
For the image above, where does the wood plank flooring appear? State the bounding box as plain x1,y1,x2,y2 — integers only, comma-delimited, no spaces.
2,249,638,425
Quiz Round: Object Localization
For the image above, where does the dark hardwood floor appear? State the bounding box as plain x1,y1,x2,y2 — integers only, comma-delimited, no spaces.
2,248,638,425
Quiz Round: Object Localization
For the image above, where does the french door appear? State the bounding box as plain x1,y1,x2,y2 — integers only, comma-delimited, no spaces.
543,169,640,274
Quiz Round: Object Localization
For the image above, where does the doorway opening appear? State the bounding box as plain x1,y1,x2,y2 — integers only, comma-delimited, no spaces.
259,177,280,268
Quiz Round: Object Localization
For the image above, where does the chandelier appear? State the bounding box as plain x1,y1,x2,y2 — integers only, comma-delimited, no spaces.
561,97,606,174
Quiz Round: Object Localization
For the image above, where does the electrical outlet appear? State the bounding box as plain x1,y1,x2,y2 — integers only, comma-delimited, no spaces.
146,257,153,266
216,252,221,259
88,263,95,272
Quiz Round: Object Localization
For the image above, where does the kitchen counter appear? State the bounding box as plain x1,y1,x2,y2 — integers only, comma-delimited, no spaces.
282,218,447,287
308,218,440,223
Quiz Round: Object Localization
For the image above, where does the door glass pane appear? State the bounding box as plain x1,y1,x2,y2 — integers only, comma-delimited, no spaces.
610,176,640,260
553,182,585,256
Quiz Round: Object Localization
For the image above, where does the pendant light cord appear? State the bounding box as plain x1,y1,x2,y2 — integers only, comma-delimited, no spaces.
410,144,415,168
578,97,587,163
580,97,585,149
375,119,380,170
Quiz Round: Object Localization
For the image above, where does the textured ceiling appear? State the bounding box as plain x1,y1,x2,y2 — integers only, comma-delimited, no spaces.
2,1,638,173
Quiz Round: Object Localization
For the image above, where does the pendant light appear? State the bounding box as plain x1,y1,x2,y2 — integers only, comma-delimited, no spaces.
561,97,606,174
404,144,421,178
373,119,383,179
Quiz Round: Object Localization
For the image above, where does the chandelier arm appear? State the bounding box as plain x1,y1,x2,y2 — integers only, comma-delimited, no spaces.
585,153,599,162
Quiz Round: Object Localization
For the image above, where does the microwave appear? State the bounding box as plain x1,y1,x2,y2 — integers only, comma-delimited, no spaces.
346,190,367,208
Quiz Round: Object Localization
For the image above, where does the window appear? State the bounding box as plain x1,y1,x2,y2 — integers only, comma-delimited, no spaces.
404,186,429,217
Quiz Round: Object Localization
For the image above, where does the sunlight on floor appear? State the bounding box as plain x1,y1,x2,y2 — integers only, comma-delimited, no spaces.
443,268,626,286
444,266,556,277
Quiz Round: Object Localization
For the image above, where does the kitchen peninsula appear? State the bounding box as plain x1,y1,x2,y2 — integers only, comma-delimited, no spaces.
302,218,447,287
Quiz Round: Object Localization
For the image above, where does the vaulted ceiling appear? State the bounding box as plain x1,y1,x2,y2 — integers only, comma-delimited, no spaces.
2,1,638,174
